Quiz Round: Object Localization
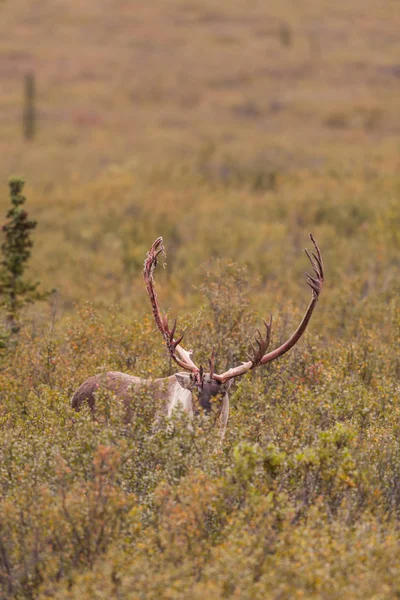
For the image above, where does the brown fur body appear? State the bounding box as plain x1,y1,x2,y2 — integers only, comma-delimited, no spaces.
71,371,230,435
71,371,176,412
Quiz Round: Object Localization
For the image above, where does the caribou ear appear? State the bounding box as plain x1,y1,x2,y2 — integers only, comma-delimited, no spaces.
175,373,193,390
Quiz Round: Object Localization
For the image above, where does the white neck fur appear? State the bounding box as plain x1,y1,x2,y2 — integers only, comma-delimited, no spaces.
167,381,194,418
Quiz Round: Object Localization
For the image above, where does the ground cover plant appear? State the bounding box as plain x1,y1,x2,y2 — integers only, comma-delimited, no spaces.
0,163,399,599
0,0,400,598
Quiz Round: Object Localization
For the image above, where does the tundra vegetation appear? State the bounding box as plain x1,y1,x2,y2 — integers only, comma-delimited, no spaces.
0,165,399,600
0,0,400,598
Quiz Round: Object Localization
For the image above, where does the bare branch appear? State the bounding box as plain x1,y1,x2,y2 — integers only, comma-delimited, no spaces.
208,348,216,379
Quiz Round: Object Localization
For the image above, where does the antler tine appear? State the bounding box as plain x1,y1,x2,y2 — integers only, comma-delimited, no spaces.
309,233,323,269
169,318,177,343
305,234,324,299
143,237,200,375
213,236,324,384
246,315,273,366
172,330,186,349
305,251,320,278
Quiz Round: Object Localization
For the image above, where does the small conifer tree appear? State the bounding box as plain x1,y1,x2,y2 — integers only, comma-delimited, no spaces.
0,177,49,332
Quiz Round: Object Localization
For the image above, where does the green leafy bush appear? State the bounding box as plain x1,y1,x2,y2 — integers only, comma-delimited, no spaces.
0,163,399,599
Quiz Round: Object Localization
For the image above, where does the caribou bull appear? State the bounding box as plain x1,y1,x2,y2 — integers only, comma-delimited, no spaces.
72,235,324,436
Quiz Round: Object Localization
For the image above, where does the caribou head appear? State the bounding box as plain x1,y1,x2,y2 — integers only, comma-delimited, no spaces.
72,235,324,436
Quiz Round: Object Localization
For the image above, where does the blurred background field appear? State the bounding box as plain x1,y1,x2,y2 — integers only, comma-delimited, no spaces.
1,0,399,180
0,1,400,598
0,0,399,312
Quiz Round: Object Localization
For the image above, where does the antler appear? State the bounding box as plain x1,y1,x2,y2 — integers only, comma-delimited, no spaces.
246,316,272,366
213,234,324,384
143,237,200,376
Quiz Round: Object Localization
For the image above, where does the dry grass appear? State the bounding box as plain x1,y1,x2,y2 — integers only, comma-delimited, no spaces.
0,0,399,183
